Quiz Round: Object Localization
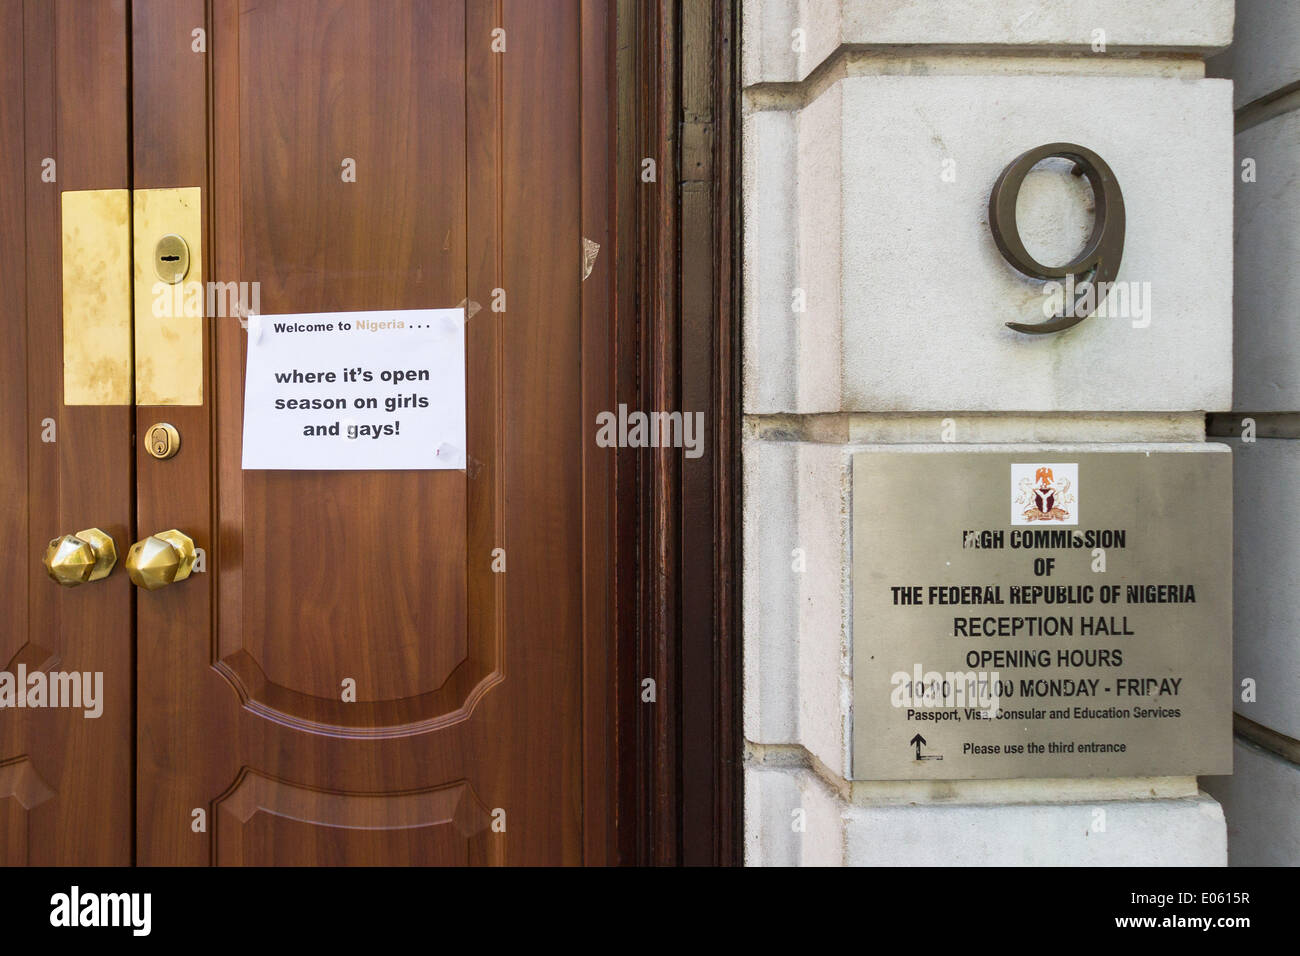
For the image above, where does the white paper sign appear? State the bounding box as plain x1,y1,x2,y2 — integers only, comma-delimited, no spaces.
240,309,466,470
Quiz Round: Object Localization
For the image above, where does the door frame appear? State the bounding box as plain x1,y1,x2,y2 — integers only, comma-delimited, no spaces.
613,0,742,865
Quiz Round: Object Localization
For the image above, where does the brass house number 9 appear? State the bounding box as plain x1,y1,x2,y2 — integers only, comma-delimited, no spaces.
989,142,1126,335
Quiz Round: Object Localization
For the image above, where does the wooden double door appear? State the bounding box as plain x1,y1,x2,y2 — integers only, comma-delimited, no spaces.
0,0,615,865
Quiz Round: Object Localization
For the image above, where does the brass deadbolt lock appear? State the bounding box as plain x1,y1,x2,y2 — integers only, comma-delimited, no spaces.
145,422,181,460
153,233,190,284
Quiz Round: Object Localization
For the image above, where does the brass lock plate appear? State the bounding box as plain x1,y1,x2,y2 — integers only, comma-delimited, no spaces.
133,187,202,406
145,422,181,460
153,233,190,284
61,189,132,406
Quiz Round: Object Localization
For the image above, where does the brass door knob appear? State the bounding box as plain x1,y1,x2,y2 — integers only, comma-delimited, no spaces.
43,528,118,587
125,529,197,590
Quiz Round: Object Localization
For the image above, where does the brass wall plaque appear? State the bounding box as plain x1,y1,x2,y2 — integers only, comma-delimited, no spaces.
851,449,1232,780
133,187,202,405
61,189,132,405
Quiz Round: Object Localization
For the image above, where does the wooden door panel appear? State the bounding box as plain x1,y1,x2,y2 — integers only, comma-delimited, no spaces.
0,0,134,867
212,771,501,866
237,0,468,709
135,0,599,865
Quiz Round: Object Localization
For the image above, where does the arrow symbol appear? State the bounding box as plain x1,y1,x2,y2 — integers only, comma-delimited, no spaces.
910,734,926,759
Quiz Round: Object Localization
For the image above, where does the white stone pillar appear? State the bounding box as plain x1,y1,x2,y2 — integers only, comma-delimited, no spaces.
742,0,1236,866
1200,0,1300,868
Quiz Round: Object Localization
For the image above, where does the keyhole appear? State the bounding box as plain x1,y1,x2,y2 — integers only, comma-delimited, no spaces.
153,234,190,283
